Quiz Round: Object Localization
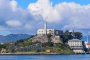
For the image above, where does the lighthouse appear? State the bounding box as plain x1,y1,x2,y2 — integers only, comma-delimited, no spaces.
44,21,47,35
87,34,89,43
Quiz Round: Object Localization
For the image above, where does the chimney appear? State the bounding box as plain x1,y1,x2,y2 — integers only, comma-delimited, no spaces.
87,34,89,43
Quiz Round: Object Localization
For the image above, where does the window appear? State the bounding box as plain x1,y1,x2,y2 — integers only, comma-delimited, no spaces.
56,31,58,34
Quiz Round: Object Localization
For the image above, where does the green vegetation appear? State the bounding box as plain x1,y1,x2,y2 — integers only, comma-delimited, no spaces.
43,43,73,53
47,33,52,39
60,30,83,43
22,39,36,47
74,32,83,39
55,43,73,53
0,44,6,50
47,34,52,42
0,44,5,48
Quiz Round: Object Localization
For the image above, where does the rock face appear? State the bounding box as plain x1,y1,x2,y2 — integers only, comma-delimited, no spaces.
32,35,62,43
32,35,48,43
50,36,62,43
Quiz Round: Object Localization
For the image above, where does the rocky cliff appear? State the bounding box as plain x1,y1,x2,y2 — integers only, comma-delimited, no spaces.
32,35,62,43
32,35,48,43
51,36,62,43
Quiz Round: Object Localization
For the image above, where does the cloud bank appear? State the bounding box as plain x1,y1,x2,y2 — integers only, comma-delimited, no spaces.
0,0,90,35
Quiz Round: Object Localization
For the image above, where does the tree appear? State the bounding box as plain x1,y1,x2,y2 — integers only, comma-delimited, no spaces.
0,44,6,50
47,33,52,42
64,30,70,35
73,32,83,39
60,35,67,43
64,30,73,39
61,30,73,43
47,33,52,39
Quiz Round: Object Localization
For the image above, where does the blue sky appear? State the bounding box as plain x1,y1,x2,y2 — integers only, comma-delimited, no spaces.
0,0,90,36
15,0,90,9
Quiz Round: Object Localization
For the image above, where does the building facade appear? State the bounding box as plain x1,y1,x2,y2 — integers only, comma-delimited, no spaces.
37,29,63,36
68,39,86,53
37,21,63,36
85,42,90,49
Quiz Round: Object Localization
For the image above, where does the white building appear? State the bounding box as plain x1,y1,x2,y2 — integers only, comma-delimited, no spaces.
84,34,90,50
37,22,63,36
68,39,86,53
37,29,63,36
85,42,90,49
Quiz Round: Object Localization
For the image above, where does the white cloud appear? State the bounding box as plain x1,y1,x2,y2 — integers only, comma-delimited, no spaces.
27,0,90,31
10,0,22,12
10,0,18,11
24,24,33,29
0,0,90,35
6,20,22,27
27,0,61,23
0,0,43,34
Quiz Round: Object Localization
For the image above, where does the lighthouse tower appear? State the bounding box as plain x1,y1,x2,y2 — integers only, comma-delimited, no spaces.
44,21,47,35
87,34,89,43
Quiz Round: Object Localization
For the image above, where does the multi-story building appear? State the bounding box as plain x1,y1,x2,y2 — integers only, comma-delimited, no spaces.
37,29,63,36
37,22,63,36
68,39,86,53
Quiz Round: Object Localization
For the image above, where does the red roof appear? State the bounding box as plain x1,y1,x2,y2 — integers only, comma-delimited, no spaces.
85,43,90,45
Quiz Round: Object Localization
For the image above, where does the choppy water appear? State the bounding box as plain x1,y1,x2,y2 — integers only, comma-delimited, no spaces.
0,54,90,60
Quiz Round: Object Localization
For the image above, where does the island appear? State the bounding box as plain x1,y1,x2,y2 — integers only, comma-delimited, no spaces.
0,22,85,55
0,33,74,55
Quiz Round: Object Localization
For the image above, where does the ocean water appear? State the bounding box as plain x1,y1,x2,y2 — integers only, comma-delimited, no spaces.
0,54,90,60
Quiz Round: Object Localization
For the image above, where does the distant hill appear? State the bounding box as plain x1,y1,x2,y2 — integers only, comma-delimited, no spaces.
0,34,32,43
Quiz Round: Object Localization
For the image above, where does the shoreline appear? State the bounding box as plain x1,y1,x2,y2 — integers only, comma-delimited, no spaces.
0,52,90,55
0,52,75,55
